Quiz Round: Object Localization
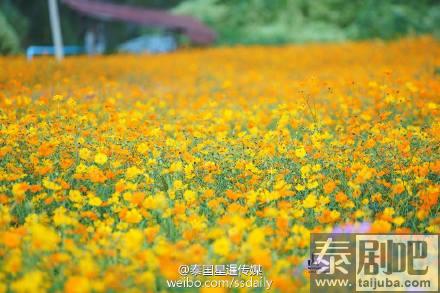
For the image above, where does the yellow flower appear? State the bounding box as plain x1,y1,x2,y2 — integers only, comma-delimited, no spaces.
42,178,62,191
383,207,395,217
53,94,64,101
0,206,12,226
94,152,108,165
53,207,75,226
183,189,197,204
88,196,102,207
173,180,184,190
79,148,91,160
303,194,317,209
125,209,142,224
122,229,144,255
4,249,21,274
136,271,156,290
300,165,311,176
169,161,183,172
354,209,365,218
247,228,266,247
307,181,319,189
393,216,405,226
136,142,149,154
152,192,168,210
295,147,306,158
68,190,83,203
292,208,304,218
75,163,88,173
184,164,195,179
213,237,231,256
30,223,60,251
78,256,99,278
312,164,321,172
330,210,340,221
126,166,142,179
11,271,46,293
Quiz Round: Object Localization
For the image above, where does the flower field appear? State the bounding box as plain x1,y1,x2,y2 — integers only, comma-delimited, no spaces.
0,37,439,292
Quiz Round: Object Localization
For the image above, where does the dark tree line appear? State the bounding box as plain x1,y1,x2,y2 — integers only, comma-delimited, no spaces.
0,0,184,53
1,0,439,54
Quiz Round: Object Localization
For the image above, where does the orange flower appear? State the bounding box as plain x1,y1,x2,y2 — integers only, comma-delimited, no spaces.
124,209,142,224
130,192,145,206
38,142,55,157
324,180,336,194
225,189,240,201
335,192,348,204
371,220,392,233
2,230,22,248
12,182,29,203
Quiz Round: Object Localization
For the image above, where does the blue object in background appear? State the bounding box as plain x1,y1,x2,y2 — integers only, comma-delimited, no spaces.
26,46,84,60
117,35,177,54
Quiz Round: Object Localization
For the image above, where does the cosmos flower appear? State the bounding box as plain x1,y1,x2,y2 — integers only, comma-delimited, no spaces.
94,153,108,165
0,37,438,292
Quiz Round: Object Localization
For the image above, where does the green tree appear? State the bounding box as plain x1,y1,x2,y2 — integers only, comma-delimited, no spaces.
0,10,19,54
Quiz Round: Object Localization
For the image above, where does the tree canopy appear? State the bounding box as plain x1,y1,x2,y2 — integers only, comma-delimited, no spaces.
0,0,439,54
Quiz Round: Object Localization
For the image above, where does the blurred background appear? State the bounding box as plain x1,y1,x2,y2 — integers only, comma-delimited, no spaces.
1,0,439,55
